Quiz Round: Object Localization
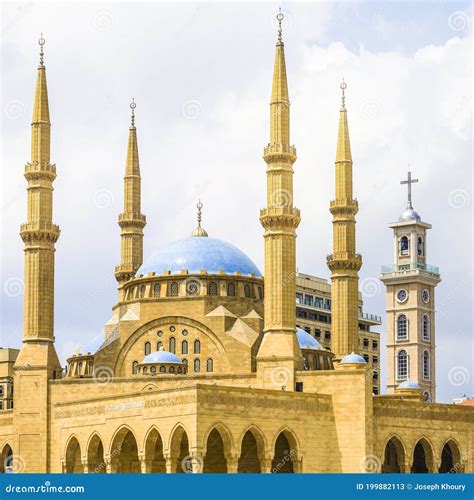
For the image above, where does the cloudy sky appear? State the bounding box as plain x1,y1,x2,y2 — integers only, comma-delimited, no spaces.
1,1,472,402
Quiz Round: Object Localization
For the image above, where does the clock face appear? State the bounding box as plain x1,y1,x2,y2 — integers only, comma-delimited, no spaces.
396,289,408,303
422,289,430,303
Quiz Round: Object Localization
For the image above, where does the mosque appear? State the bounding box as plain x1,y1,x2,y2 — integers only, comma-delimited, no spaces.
0,14,472,474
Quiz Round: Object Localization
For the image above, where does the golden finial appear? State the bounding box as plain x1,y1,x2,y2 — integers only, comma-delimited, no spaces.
38,33,45,66
340,78,347,110
191,199,208,237
276,8,284,44
130,98,136,128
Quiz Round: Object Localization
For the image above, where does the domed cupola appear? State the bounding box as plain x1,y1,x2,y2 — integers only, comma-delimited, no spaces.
136,347,187,376
296,327,334,371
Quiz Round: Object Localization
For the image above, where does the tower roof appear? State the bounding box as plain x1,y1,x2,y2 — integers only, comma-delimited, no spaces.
336,80,352,163
125,99,140,177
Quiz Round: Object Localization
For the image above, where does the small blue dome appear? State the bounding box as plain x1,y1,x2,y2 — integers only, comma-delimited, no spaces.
397,380,420,389
137,237,262,277
340,352,367,364
296,327,323,350
399,207,421,222
141,350,182,364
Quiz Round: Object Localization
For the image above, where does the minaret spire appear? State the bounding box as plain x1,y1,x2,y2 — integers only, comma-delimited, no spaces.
16,34,61,375
257,10,303,388
115,100,146,287
327,81,362,360
191,200,208,237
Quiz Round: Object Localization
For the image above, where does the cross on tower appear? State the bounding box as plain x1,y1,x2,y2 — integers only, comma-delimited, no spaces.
400,171,418,209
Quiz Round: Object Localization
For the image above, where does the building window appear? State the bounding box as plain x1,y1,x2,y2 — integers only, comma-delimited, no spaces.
297,310,307,319
206,358,213,372
324,298,331,310
308,312,316,320
423,350,430,380
423,391,431,402
169,337,176,354
315,329,321,338
170,281,179,297
363,338,369,348
151,366,157,374
0,387,3,397
194,359,200,372
187,280,200,296
296,293,303,304
397,350,408,380
417,236,424,256
396,314,408,340
373,370,379,380
258,286,264,300
157,341,163,350
227,282,236,297
153,283,161,298
194,340,201,354
372,356,379,364
373,387,379,395
304,295,313,306
295,382,304,392
132,361,138,374
363,354,369,362
169,366,175,373
182,359,188,367
208,282,218,296
140,285,146,298
314,297,323,309
160,366,166,373
399,236,409,255
422,315,430,341
372,340,378,349
244,284,251,298
324,331,331,340
144,342,151,355
181,340,188,354
304,327,311,334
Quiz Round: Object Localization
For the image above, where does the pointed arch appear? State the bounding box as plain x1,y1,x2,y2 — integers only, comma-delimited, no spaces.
143,426,166,473
109,425,140,473
238,425,266,473
64,435,83,473
0,443,13,473
439,438,462,473
271,427,299,473
203,427,229,473
86,433,105,474
168,423,190,473
382,435,406,473
411,437,435,473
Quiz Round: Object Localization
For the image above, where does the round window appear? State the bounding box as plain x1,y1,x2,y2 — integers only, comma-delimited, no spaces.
396,289,408,303
170,326,176,332
187,280,200,296
422,289,430,303
157,330,163,337
182,329,188,336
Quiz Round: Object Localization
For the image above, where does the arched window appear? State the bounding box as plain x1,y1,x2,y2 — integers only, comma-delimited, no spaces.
150,366,156,374
177,367,182,374
140,285,146,298
169,281,179,297
227,282,235,297
169,366,175,373
206,358,213,372
423,351,430,380
422,315,430,341
258,286,264,300
417,236,424,256
194,340,201,354
143,366,148,373
182,340,188,354
144,342,151,355
182,359,188,367
157,341,163,351
399,236,409,255
159,366,166,373
396,315,408,340
397,350,408,380
169,337,176,354
187,280,200,296
153,283,161,298
244,284,251,298
132,361,138,374
208,282,218,296
194,359,200,372
423,391,431,402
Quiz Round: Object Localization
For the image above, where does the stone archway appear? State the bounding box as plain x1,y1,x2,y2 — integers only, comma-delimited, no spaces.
144,428,166,473
87,434,105,473
382,437,405,473
411,438,434,473
439,440,462,473
0,444,13,473
238,429,264,473
203,429,227,473
169,426,191,473
110,428,140,473
65,437,83,473
272,431,297,473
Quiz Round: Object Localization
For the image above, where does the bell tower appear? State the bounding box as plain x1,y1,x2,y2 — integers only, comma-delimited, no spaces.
380,172,441,401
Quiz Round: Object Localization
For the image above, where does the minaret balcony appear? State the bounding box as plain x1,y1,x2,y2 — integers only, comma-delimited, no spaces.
24,162,56,181
263,143,297,163
260,207,301,230
118,213,146,228
20,222,60,243
329,198,358,215
326,252,362,272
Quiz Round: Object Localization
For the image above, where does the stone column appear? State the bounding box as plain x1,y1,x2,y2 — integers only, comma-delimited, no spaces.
139,455,152,473
225,453,240,473
104,457,112,474
261,456,273,474
164,453,176,474
81,459,89,474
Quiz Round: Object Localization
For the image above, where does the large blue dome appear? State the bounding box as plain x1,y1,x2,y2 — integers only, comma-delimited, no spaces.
137,237,262,277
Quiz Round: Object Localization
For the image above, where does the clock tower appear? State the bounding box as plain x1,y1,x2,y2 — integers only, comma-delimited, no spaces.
380,172,441,401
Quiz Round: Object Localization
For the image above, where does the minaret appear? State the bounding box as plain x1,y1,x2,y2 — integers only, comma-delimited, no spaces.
13,35,61,473
381,172,440,401
327,81,362,360
115,100,146,286
257,11,303,389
